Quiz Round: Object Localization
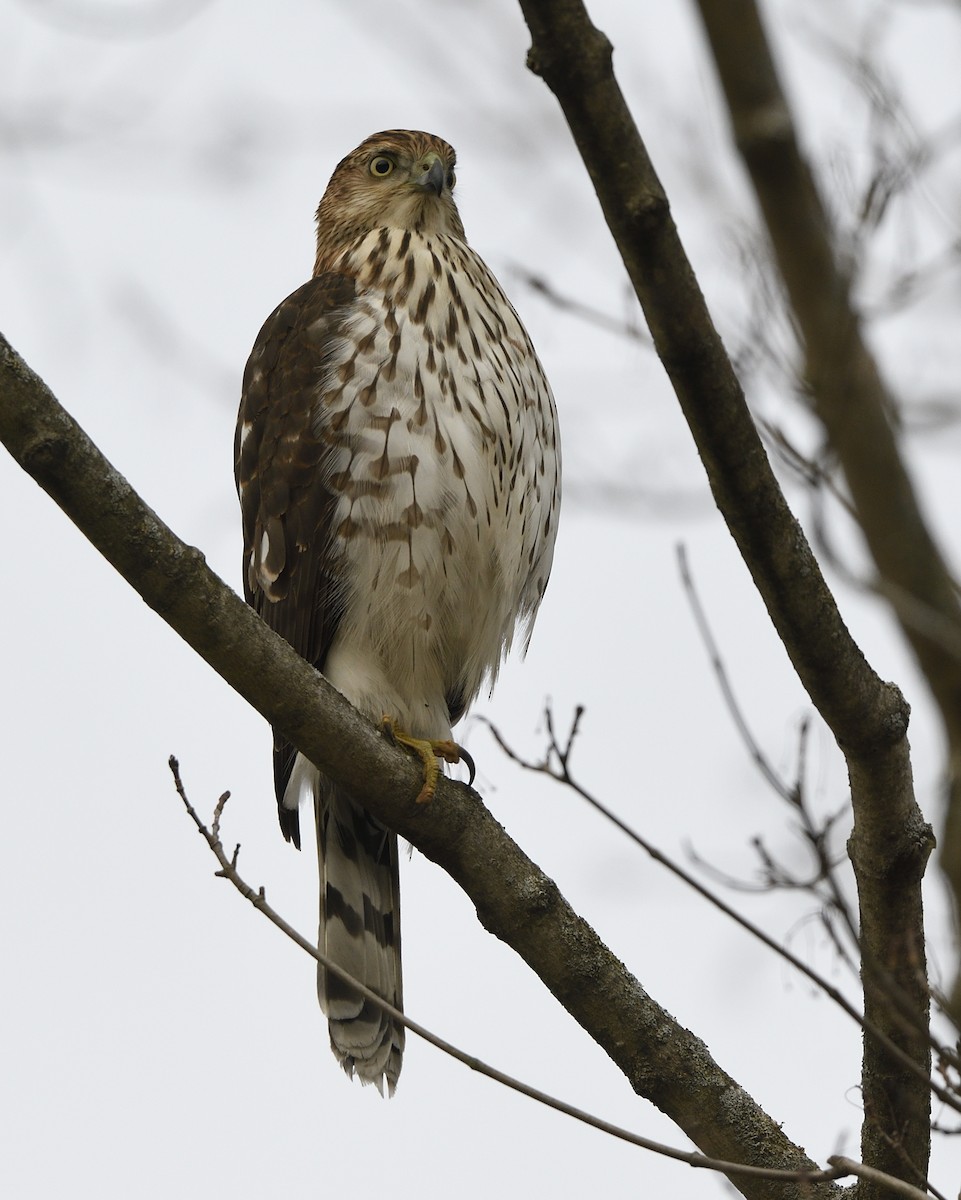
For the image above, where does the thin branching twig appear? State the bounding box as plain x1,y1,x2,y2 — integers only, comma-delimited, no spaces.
483,718,961,1118
169,754,875,1191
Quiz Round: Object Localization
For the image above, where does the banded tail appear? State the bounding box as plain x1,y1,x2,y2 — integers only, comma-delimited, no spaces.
315,781,404,1095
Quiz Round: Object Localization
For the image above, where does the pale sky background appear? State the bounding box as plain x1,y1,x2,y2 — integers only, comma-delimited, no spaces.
2,1,960,1197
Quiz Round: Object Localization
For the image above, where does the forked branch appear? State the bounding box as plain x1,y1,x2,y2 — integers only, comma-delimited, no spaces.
516,0,937,1192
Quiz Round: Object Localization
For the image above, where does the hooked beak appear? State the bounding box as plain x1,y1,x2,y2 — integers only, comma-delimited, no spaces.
412,155,446,196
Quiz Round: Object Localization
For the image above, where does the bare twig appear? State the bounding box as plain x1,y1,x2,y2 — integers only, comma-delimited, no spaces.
507,265,652,346
827,1155,940,1200
678,543,863,947
486,714,960,1118
170,755,926,1195
677,542,802,805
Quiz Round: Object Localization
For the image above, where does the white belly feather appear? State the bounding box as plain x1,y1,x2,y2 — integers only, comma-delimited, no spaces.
315,229,559,741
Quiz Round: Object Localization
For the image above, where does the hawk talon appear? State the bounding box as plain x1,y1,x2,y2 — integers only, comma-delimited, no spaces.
381,717,472,803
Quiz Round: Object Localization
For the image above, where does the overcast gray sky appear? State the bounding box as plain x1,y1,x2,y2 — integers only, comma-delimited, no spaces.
2,1,960,1197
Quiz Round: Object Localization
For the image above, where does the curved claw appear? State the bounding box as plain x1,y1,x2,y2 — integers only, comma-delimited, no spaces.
459,744,476,788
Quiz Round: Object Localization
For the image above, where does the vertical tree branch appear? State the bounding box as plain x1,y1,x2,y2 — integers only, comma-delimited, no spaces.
515,0,936,1192
692,3,945,1190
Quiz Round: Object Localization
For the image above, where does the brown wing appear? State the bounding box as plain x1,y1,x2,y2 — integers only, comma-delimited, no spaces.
235,273,356,848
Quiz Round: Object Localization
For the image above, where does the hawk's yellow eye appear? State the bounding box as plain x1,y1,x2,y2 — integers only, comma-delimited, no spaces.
369,157,394,178
447,170,456,190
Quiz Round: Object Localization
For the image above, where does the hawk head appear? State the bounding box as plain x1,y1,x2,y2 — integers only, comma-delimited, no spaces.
314,130,466,269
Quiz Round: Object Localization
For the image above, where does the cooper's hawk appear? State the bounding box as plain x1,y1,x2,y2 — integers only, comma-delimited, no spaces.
235,130,560,1095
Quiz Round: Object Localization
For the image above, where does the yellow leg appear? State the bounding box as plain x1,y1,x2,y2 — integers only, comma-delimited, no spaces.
381,717,475,804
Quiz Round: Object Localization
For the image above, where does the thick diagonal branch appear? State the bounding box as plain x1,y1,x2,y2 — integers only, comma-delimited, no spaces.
0,334,838,1198
515,0,934,1192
